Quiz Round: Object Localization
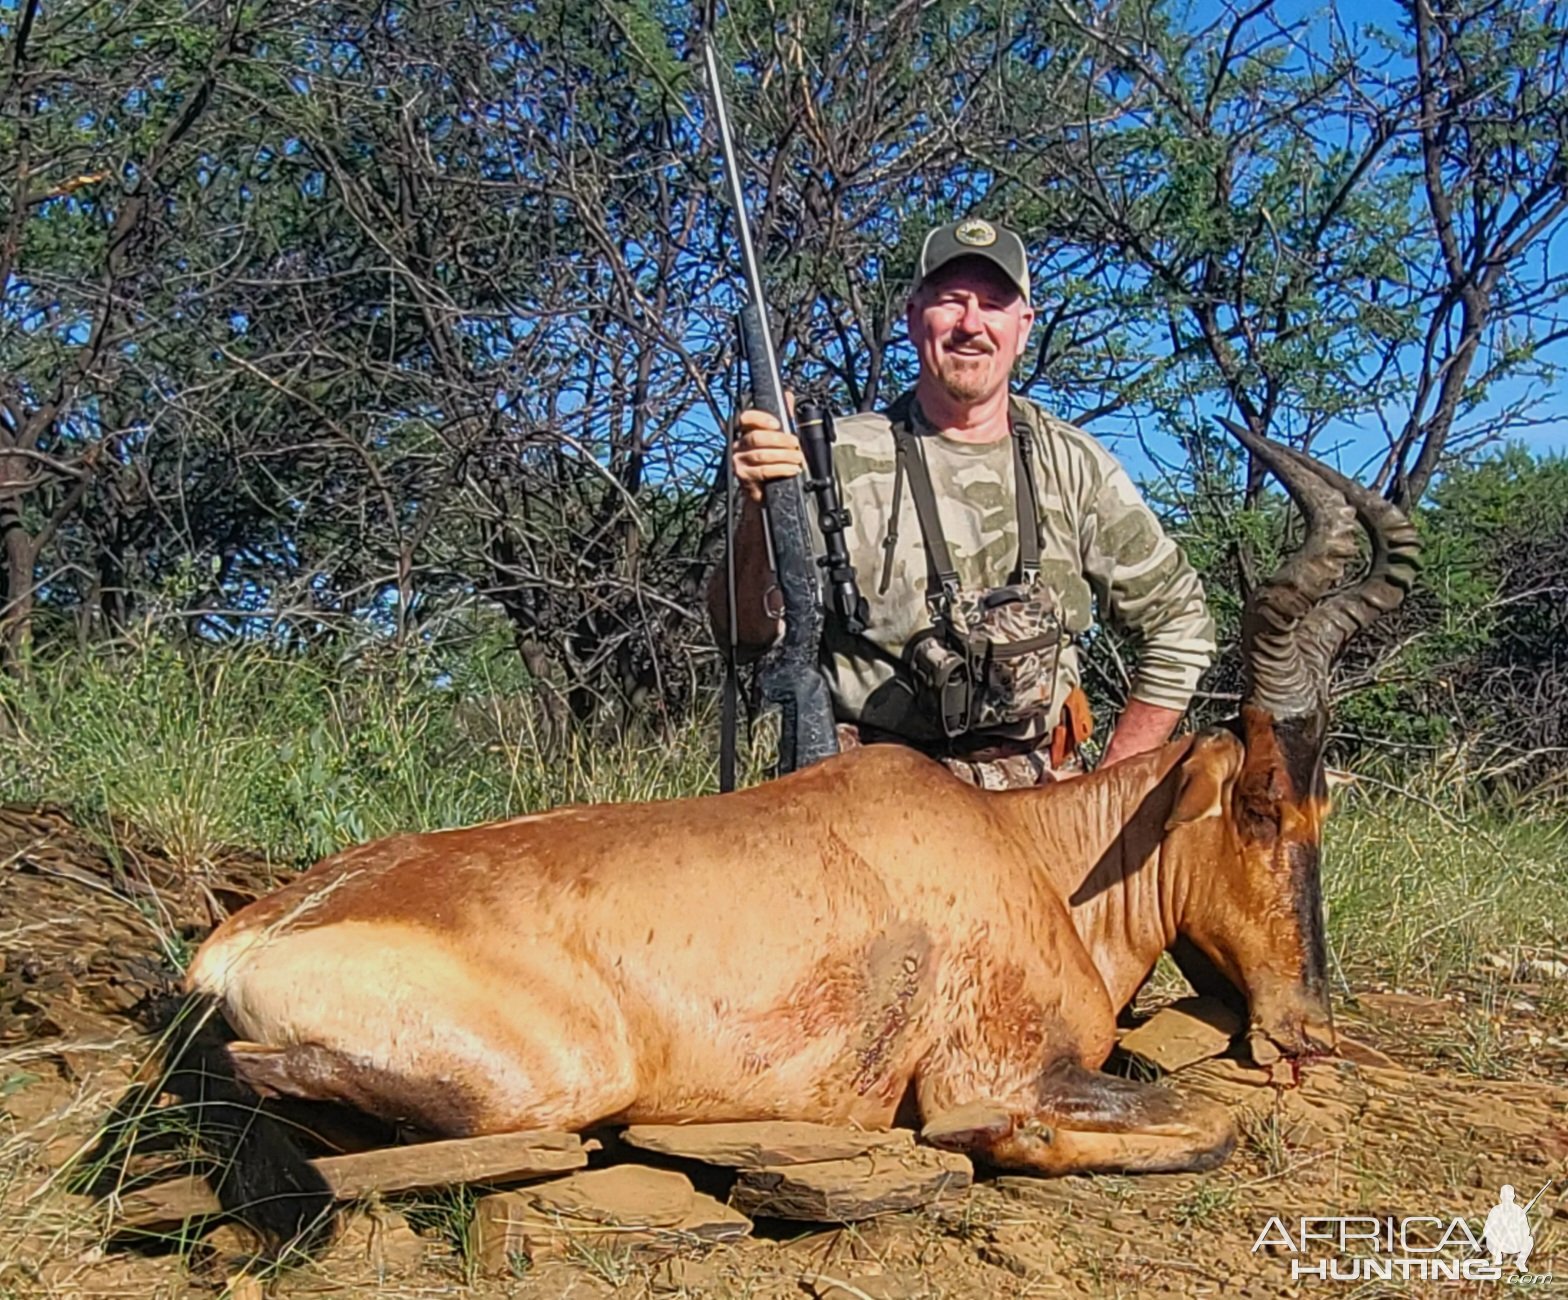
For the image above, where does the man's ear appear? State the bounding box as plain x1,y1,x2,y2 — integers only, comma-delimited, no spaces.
1015,304,1036,360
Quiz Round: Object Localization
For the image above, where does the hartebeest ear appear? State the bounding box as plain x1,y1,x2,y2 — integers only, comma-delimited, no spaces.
1165,736,1244,830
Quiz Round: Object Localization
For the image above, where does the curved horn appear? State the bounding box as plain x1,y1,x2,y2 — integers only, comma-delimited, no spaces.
1217,418,1360,718
1273,446,1422,663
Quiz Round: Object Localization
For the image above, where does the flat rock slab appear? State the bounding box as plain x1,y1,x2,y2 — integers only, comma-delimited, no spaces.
528,1165,696,1227
1334,1033,1398,1070
113,1128,593,1230
1181,1055,1370,1151
471,1167,751,1274
622,1120,915,1168
1118,996,1242,1073
730,1146,972,1222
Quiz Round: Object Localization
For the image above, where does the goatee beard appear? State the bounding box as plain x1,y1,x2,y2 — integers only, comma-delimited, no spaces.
939,361,994,404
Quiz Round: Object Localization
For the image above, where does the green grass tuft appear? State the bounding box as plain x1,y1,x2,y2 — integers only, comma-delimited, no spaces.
0,640,742,870
1323,786,1567,997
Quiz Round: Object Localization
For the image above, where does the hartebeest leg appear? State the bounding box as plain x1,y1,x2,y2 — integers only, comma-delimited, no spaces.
918,1058,1235,1175
227,1041,495,1136
202,922,643,1137
904,895,1235,1174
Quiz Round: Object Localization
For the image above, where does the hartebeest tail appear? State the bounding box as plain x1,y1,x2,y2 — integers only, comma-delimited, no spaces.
186,427,1417,1183
87,996,335,1253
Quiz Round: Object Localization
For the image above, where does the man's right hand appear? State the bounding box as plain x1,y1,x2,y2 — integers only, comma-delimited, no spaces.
731,408,806,503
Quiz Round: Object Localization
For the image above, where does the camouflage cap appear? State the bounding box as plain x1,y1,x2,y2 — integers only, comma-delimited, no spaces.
912,219,1031,306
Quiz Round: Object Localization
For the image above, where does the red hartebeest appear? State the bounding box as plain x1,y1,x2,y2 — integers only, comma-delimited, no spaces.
187,428,1417,1176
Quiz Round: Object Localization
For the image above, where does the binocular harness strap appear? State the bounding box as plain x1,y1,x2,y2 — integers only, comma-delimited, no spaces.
887,398,1046,622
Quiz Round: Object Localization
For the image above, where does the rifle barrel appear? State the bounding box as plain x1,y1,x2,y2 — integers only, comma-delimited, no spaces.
700,37,789,426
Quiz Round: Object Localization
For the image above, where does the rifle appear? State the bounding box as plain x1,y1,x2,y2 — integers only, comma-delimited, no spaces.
700,28,839,777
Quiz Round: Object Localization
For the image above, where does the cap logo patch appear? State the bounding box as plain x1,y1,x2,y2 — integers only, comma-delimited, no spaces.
954,219,997,247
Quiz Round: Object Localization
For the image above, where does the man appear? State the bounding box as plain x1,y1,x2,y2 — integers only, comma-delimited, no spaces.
710,218,1214,788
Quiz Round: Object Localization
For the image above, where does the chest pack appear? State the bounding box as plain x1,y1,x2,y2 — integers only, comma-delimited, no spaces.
884,405,1067,738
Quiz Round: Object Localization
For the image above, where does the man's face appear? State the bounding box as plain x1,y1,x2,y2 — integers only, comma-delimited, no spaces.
908,258,1035,406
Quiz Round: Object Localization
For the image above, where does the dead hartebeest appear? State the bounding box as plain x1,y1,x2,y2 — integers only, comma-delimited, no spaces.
187,428,1418,1177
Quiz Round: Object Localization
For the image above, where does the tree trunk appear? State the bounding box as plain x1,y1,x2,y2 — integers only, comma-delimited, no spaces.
0,513,35,675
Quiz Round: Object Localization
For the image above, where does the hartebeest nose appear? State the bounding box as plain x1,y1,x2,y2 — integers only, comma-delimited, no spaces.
1246,983,1336,1063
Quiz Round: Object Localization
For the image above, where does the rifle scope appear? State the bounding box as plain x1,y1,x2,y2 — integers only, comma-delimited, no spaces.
795,402,870,636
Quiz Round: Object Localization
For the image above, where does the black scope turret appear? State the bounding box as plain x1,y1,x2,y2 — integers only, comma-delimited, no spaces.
794,402,870,636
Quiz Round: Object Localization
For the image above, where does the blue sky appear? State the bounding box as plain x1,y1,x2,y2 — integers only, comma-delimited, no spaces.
1046,0,1568,485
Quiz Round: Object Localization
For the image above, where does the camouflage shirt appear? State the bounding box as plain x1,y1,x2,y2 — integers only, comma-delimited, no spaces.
813,391,1216,744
